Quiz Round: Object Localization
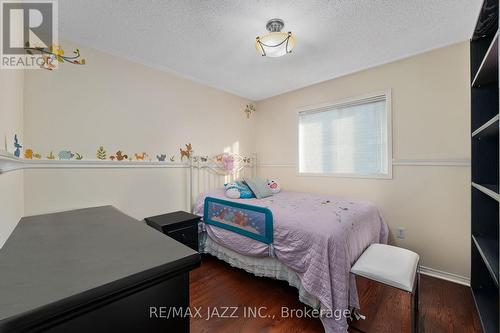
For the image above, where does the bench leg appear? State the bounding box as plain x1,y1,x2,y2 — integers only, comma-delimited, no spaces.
413,268,420,333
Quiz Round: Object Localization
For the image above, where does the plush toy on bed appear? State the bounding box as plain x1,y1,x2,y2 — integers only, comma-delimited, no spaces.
224,183,241,199
224,181,256,199
266,179,281,194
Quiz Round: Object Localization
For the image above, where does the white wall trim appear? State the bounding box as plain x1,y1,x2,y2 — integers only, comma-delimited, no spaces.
419,266,470,286
392,158,471,167
258,163,296,168
2,152,471,174
258,158,471,168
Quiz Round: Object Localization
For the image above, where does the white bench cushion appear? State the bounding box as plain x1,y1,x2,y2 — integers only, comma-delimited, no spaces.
351,244,419,292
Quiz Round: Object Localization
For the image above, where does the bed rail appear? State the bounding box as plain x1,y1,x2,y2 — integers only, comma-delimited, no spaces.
203,197,273,244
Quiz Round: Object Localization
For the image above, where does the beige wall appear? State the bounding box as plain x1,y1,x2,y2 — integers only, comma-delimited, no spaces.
0,70,24,248
23,41,254,220
7,40,472,279
255,42,471,278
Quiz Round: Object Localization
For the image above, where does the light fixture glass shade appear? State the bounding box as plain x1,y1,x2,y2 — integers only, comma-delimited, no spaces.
255,32,295,57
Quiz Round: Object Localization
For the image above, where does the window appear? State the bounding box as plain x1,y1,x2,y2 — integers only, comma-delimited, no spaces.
298,91,392,178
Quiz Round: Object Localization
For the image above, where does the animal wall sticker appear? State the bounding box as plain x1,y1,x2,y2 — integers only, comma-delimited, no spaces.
58,151,74,160
13,135,22,157
116,151,127,161
110,151,128,161
135,152,146,161
96,146,107,160
180,143,193,161
10,143,201,164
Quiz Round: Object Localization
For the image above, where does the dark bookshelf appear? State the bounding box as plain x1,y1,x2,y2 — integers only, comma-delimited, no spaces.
470,1,499,332
472,244,499,333
472,33,499,88
473,235,499,286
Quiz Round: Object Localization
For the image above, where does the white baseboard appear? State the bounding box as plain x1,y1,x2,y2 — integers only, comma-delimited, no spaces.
419,266,470,286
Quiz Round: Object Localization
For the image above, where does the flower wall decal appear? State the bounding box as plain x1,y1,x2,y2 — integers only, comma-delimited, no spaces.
24,42,86,70
244,104,255,119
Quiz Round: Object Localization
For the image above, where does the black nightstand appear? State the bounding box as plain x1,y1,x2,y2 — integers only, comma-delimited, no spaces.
145,211,201,252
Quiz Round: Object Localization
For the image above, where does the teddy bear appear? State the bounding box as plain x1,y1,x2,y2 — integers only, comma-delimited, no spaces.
266,179,281,194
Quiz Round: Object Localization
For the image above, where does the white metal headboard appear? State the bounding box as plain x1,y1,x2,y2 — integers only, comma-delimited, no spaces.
188,153,257,211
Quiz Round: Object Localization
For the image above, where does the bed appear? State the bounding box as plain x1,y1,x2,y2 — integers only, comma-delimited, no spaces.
188,153,388,333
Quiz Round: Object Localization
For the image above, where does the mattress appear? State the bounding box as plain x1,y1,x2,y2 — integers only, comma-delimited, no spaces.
194,189,388,333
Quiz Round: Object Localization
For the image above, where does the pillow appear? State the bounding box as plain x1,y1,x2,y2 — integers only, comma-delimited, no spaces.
244,176,273,199
224,181,255,199
266,179,281,194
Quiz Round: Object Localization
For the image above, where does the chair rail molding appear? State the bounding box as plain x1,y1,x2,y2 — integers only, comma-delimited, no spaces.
258,158,471,168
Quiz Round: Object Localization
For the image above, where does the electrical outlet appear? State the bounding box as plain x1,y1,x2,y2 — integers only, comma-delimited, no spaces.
396,227,405,239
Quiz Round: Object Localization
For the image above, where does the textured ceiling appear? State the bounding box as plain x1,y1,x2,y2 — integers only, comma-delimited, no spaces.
59,0,482,101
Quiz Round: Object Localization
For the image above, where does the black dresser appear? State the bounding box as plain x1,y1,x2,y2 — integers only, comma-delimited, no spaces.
145,211,201,252
0,206,200,333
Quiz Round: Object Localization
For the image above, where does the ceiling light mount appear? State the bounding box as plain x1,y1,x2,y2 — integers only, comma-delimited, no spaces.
255,18,295,58
265,18,285,33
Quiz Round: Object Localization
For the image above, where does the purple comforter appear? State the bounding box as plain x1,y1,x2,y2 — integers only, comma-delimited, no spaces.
194,189,388,332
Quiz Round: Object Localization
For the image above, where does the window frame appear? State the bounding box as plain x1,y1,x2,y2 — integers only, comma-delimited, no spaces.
296,89,393,180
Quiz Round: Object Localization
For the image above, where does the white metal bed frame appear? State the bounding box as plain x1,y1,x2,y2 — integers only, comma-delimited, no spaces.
188,152,257,211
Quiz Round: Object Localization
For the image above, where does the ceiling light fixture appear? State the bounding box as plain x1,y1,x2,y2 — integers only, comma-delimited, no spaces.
255,18,295,57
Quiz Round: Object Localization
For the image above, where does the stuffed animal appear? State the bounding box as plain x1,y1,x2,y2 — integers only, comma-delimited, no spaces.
266,179,281,194
224,181,256,199
224,182,241,199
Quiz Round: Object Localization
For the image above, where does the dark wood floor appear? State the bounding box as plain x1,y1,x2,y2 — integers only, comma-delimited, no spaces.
190,255,482,333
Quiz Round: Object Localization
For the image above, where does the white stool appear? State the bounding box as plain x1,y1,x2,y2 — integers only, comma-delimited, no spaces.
350,244,420,332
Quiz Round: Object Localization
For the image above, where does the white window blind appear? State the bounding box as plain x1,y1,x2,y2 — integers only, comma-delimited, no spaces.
298,92,390,177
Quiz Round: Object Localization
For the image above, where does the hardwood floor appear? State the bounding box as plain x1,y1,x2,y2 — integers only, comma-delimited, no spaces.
190,255,482,333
